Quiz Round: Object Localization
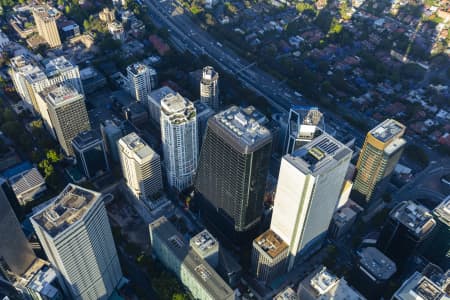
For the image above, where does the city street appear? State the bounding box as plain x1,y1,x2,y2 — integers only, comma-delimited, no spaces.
395,159,450,207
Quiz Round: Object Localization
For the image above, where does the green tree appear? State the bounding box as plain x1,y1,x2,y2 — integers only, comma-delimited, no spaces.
224,2,238,15
46,149,62,163
99,35,122,53
30,119,43,129
296,2,314,13
83,19,90,31
205,13,215,26
172,294,188,300
17,133,32,151
3,108,15,122
38,159,54,178
1,121,22,138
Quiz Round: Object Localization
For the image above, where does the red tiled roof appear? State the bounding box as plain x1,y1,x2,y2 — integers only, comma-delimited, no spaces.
149,35,170,56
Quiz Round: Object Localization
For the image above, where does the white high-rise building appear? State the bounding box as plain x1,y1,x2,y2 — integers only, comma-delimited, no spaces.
127,63,153,102
8,55,84,115
43,56,84,95
23,67,50,114
30,184,123,300
160,93,198,192
118,132,163,201
271,133,352,270
8,56,40,110
200,66,219,111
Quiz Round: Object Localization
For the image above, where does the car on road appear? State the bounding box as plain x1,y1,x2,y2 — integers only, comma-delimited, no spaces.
441,174,450,187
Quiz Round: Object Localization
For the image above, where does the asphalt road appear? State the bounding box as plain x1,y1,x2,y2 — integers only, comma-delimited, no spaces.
395,159,450,206
144,0,305,113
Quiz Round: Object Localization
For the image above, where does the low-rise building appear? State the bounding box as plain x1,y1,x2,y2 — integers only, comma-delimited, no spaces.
8,167,46,206
80,67,106,94
0,30,11,51
14,258,63,300
149,217,235,300
273,287,298,300
298,266,366,300
108,22,125,41
99,8,116,23
329,200,363,240
204,0,219,9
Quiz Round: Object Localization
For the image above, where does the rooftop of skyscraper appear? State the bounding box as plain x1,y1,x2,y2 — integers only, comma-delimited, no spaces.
24,66,47,83
273,287,298,300
194,100,214,116
43,56,74,77
72,130,102,150
302,266,366,300
32,184,101,237
33,4,59,21
333,206,358,227
149,86,176,102
309,267,339,295
119,132,159,162
10,55,33,69
190,229,219,258
213,106,271,147
161,93,196,121
253,229,288,259
369,119,405,143
392,271,449,300
290,106,324,127
390,201,436,238
15,259,60,299
287,132,352,174
149,217,234,299
202,66,219,82
127,62,149,76
357,247,397,281
41,84,82,107
433,195,450,226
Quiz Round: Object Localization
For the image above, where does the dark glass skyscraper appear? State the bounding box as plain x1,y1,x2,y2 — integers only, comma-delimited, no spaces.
421,196,450,270
0,179,36,277
377,201,436,267
195,106,272,235
72,130,109,179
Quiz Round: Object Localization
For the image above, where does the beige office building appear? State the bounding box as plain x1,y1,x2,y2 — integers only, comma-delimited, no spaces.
39,84,91,156
353,119,406,204
32,5,61,48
